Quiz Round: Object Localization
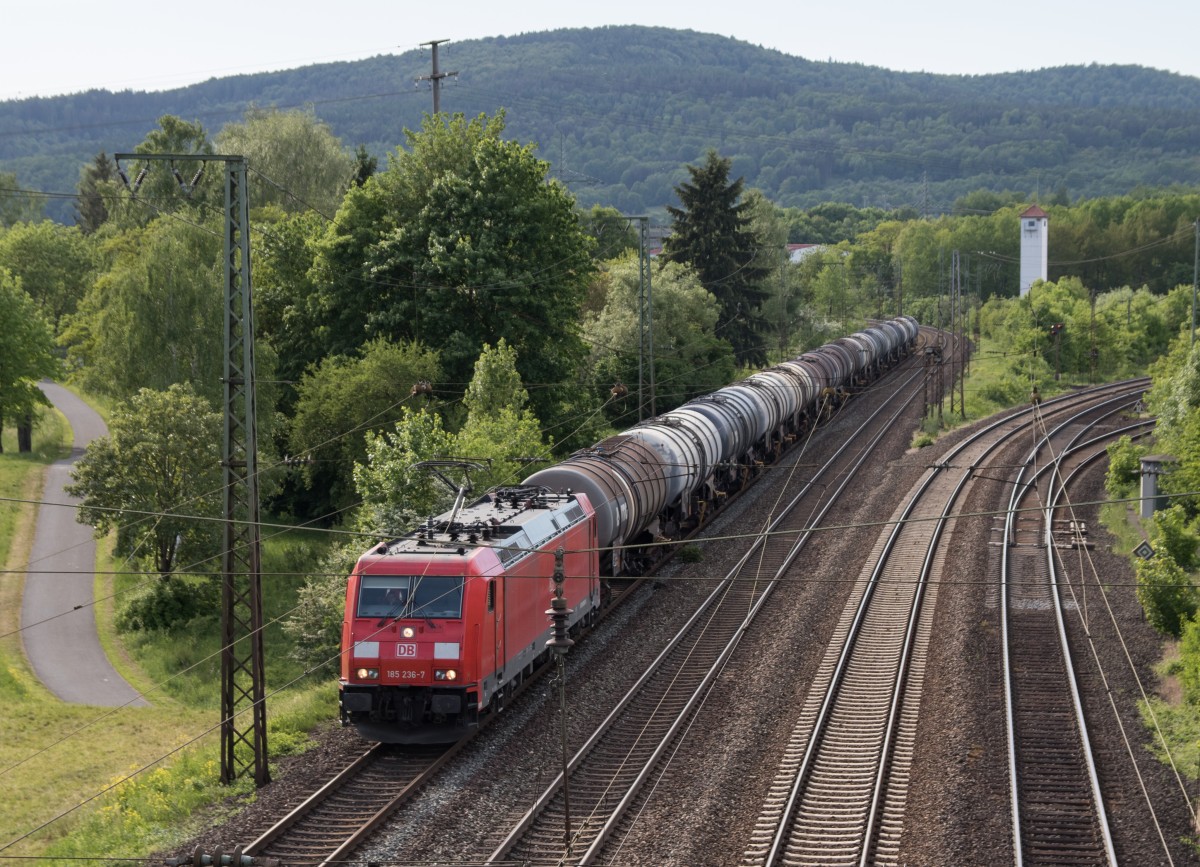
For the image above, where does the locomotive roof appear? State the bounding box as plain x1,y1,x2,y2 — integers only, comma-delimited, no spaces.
365,486,588,565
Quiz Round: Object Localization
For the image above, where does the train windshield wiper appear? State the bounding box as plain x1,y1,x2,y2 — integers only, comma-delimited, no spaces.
377,602,407,626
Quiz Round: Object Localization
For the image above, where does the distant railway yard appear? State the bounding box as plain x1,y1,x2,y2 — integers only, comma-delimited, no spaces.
154,333,1191,866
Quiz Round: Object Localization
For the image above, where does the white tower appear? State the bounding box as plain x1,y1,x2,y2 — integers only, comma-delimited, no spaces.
1019,205,1048,296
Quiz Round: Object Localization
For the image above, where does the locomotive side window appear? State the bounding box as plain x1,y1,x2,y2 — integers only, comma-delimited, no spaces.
357,575,464,619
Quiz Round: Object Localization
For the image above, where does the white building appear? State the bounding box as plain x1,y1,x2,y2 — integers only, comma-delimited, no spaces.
1019,205,1048,296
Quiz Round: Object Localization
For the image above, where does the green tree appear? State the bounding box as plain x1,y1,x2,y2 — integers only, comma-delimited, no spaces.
282,541,361,670
455,339,553,490
1134,554,1198,638
288,338,442,517
66,383,222,578
463,337,528,420
582,205,640,262
252,209,329,393
0,268,59,450
586,255,736,426
109,116,215,227
1175,614,1200,704
351,144,378,188
1104,434,1146,499
215,108,354,217
0,220,96,329
312,112,595,427
1151,504,1199,571
59,217,224,404
74,152,116,234
353,408,456,535
0,171,44,227
664,150,771,365
743,189,797,359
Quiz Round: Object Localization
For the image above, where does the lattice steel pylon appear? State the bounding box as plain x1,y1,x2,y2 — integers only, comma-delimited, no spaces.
114,153,269,786
218,156,269,786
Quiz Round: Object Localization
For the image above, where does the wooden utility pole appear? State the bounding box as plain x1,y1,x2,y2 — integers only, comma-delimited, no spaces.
417,40,458,114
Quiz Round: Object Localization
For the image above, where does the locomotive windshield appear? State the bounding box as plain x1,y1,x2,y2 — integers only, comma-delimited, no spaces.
357,575,464,619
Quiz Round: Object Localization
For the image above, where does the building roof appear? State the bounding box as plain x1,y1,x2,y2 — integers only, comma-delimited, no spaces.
1020,205,1048,218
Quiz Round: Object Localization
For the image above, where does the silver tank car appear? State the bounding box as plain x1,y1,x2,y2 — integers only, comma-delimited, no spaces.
523,317,918,569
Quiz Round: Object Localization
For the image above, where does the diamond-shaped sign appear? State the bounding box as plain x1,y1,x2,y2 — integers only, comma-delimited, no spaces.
1133,541,1155,560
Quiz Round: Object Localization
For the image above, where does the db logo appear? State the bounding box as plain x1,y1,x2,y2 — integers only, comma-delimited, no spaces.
395,643,417,657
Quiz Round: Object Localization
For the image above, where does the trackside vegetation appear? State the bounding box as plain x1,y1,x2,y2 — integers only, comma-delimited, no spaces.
5,98,1200,858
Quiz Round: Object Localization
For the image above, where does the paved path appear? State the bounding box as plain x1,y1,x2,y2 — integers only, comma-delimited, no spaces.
20,383,147,706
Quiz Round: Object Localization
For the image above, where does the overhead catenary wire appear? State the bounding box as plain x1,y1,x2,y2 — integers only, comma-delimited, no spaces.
3,489,1192,587
7,386,1180,850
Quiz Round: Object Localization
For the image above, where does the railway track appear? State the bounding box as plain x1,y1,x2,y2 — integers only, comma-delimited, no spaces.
483,351,937,865
239,335,936,865
1002,389,1155,866
739,379,1148,867
243,743,452,865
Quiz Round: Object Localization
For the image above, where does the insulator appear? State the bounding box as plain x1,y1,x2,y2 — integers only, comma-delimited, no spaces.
131,167,149,193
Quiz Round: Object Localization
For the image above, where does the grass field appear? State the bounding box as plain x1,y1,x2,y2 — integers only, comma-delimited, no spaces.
0,401,336,861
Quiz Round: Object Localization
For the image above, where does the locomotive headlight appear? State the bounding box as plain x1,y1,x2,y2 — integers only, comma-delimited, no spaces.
402,626,415,638
355,667,379,680
434,669,458,681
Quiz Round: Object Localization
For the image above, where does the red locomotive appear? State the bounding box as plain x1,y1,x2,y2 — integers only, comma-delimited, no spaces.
339,486,599,743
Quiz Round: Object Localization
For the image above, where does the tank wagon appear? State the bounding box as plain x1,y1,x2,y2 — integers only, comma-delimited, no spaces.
339,316,918,741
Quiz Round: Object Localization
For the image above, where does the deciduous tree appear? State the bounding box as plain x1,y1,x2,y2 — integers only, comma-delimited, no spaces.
312,112,594,426
66,383,222,578
455,339,553,490
353,408,456,536
59,217,223,404
215,108,354,217
586,255,736,426
0,268,58,450
288,338,442,516
0,220,96,329
0,171,43,227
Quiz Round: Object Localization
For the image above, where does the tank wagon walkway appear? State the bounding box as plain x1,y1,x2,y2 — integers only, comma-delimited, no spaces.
20,382,147,707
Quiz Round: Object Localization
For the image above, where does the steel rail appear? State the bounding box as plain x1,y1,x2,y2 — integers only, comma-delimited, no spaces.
487,354,932,865
1001,387,1148,867
751,378,1148,867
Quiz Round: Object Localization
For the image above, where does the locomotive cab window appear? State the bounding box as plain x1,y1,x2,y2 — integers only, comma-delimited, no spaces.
357,575,464,619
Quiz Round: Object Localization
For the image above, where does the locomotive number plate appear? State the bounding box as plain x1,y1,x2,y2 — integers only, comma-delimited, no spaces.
395,643,418,657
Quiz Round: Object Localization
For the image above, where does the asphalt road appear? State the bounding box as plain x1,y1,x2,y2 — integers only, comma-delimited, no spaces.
20,382,148,707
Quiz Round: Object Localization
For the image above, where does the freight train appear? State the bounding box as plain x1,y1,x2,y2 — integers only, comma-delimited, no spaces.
339,316,920,742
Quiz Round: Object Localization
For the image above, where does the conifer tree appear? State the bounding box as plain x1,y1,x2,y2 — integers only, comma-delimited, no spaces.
664,150,771,365
74,152,114,233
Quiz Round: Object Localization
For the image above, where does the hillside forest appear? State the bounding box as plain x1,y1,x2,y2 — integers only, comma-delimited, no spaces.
5,93,1200,857
4,27,1200,224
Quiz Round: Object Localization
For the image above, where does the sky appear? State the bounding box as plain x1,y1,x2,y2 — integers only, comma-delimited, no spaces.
3,0,1199,102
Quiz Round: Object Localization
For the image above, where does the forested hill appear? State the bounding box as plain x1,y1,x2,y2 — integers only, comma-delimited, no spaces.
4,25,1200,223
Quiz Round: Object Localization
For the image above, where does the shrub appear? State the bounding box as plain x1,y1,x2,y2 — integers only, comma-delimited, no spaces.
1105,434,1146,499
1135,554,1199,638
116,576,216,633
282,541,360,671
1151,504,1200,570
